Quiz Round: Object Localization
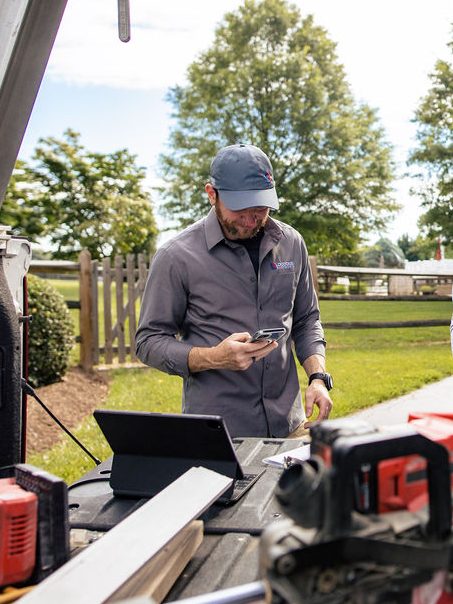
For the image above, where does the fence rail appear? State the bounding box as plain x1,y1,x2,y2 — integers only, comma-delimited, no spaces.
29,254,452,370
324,319,451,329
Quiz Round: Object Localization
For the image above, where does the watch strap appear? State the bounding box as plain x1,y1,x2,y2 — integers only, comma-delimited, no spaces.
308,372,333,390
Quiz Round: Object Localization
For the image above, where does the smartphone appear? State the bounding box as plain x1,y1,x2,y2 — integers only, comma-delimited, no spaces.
249,327,287,343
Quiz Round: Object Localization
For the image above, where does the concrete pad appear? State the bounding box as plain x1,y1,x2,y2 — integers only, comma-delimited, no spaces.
349,375,453,427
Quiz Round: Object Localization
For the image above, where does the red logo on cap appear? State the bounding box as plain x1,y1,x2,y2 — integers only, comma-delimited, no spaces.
264,171,273,185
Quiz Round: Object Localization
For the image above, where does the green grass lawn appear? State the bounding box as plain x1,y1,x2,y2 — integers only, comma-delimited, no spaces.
27,368,183,483
28,291,453,483
320,299,452,322
325,341,452,416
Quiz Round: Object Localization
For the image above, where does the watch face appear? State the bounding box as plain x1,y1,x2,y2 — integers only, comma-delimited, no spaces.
325,374,333,390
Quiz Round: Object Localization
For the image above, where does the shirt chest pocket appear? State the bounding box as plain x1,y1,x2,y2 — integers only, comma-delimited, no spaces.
266,270,297,311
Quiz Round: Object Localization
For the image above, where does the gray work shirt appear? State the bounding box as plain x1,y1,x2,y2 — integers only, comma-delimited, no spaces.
136,208,326,438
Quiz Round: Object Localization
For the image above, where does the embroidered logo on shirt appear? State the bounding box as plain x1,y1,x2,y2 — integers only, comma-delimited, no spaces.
271,260,295,271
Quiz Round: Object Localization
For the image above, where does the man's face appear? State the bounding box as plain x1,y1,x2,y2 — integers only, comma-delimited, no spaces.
214,199,269,240
206,185,270,240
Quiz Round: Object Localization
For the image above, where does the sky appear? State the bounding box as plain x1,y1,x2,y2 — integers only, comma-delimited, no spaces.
18,0,452,245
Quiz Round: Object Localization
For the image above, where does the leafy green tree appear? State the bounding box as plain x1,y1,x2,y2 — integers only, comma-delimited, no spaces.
409,36,453,243
0,160,45,238
361,238,405,268
2,130,158,260
159,0,398,260
397,233,436,261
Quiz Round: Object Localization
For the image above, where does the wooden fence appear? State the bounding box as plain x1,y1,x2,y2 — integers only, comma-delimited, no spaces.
29,253,452,371
30,251,151,371
79,250,150,370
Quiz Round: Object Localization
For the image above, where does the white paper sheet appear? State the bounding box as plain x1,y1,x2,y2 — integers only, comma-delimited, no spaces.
262,444,311,468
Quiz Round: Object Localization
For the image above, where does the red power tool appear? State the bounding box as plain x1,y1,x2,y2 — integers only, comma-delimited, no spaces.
0,478,37,587
377,412,453,514
261,417,453,603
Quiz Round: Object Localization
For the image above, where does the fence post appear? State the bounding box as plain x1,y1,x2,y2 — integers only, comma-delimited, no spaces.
115,255,126,363
126,254,137,362
103,257,113,365
91,259,100,365
138,253,150,300
79,249,93,371
309,255,319,295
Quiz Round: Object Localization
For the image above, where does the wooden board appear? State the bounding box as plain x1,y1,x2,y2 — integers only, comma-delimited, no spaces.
107,520,203,603
19,468,232,604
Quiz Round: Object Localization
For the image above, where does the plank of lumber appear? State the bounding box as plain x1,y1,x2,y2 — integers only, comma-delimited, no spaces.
19,467,232,604
107,520,203,603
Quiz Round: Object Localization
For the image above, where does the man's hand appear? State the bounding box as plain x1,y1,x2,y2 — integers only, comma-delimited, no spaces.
188,332,278,373
304,380,333,427
301,354,333,427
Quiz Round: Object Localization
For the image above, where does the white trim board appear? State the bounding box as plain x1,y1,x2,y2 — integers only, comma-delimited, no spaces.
20,467,232,604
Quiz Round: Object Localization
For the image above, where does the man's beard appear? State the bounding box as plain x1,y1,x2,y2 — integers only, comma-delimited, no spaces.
214,202,268,240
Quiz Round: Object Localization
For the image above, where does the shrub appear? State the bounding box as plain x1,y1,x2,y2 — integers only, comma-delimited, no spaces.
349,280,368,294
330,284,347,294
419,284,436,295
318,280,329,293
27,275,74,387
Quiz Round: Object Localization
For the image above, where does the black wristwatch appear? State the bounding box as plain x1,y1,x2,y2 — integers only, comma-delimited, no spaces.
308,372,333,391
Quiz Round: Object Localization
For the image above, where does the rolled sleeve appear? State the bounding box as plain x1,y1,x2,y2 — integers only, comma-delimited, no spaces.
135,247,193,377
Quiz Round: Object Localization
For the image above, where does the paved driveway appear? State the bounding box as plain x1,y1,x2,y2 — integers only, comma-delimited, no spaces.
349,375,453,427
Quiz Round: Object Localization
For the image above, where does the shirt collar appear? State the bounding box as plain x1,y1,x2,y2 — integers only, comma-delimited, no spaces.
205,207,225,250
204,207,282,251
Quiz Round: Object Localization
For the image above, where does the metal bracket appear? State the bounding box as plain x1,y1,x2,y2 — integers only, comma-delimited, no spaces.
117,0,131,42
0,225,31,317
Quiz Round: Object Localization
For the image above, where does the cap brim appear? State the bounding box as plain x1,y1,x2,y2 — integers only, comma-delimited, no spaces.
218,187,279,211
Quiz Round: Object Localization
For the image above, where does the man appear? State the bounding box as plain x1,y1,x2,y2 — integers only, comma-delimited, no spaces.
136,143,333,438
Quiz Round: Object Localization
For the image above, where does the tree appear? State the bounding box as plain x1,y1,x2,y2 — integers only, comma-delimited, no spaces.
1,130,158,259
397,233,436,261
409,36,453,243
159,0,398,261
0,160,45,238
361,238,405,268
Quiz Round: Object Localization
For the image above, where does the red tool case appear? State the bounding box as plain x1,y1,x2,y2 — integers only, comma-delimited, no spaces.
0,478,37,586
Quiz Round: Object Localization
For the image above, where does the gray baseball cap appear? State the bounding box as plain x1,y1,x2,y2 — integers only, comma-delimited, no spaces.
209,143,279,211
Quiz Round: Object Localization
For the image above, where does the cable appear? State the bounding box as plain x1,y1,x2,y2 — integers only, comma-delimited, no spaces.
67,477,110,490
0,464,16,479
21,378,101,466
